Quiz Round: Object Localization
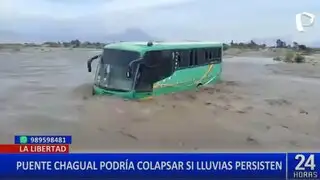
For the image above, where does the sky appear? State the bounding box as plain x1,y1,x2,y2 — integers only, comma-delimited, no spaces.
0,0,319,44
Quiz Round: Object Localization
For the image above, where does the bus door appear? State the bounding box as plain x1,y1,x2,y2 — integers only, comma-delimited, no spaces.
134,50,173,92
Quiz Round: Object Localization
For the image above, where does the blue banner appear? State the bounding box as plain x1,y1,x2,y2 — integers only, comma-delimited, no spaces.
287,153,319,179
0,153,285,179
14,135,72,144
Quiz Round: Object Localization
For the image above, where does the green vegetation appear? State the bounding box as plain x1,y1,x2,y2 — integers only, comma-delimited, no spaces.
229,39,319,64
0,40,106,49
272,40,310,63
40,40,106,49
274,52,307,63
230,40,266,49
282,51,305,63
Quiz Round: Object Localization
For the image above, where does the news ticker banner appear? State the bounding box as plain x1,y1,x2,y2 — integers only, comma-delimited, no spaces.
0,153,318,179
0,135,72,153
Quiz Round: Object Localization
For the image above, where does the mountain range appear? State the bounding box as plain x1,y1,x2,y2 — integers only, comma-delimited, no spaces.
0,28,158,43
1,28,320,47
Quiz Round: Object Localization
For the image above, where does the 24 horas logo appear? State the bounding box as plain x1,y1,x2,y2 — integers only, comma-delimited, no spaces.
296,12,316,32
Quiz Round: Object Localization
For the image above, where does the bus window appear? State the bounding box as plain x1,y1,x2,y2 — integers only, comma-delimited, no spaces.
193,49,198,65
196,48,207,65
214,47,222,63
159,50,174,79
209,49,213,59
179,50,190,68
134,64,153,92
144,50,161,67
135,49,175,92
208,47,222,63
205,50,209,60
189,50,194,66
212,48,217,60
141,50,174,82
217,48,222,62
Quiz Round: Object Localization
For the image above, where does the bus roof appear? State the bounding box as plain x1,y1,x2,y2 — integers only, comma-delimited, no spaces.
103,41,223,52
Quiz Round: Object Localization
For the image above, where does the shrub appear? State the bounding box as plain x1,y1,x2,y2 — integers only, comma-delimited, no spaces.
273,56,281,61
284,51,295,62
293,53,305,63
283,51,305,63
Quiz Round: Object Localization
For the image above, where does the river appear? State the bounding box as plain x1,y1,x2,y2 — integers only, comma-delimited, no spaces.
0,48,319,151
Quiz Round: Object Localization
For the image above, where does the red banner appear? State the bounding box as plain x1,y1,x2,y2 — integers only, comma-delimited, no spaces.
0,144,69,153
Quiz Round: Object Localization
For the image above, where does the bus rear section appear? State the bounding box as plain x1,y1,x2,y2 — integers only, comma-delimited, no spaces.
145,46,223,97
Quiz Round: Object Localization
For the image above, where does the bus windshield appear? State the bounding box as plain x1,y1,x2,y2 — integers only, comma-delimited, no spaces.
95,49,140,91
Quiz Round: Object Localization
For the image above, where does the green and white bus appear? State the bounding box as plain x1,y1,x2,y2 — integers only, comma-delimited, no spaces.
87,41,223,100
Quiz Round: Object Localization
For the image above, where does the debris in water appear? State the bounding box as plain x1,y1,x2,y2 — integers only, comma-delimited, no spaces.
119,130,138,141
236,110,246,114
265,98,292,106
265,112,273,116
246,136,259,144
299,108,308,115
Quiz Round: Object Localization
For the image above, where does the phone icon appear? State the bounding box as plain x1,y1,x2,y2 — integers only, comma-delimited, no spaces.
19,136,28,144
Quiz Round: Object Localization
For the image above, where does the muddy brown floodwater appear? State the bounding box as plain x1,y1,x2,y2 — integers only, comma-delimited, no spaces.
0,48,319,152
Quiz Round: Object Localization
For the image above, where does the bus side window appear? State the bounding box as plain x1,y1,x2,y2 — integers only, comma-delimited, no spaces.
209,49,213,60
212,48,217,61
197,48,207,65
144,51,156,67
139,50,174,84
160,50,174,78
209,47,222,63
194,49,198,65
189,50,194,66
217,47,222,63
179,50,190,68
135,63,153,92
205,50,209,60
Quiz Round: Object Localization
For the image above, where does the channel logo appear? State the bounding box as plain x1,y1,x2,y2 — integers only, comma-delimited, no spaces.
296,12,316,32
